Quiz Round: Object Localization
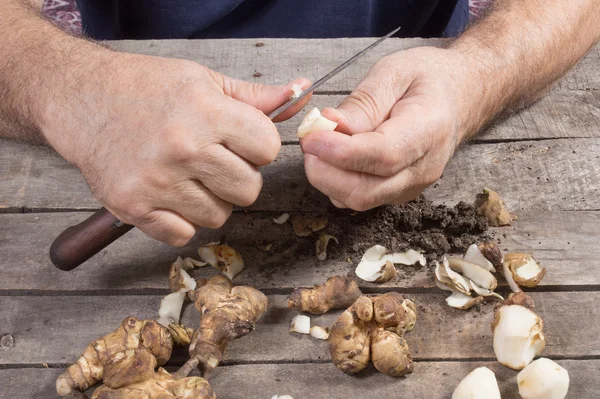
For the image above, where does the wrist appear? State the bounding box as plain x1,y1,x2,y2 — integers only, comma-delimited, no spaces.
443,43,507,142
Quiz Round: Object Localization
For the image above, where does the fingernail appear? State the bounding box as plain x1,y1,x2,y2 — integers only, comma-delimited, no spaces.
302,139,323,156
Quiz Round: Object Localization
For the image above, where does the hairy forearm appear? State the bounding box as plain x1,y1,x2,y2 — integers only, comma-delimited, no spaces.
0,0,111,149
450,0,600,138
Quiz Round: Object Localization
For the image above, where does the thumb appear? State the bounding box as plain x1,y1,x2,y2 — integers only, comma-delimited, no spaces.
332,62,411,135
215,73,312,122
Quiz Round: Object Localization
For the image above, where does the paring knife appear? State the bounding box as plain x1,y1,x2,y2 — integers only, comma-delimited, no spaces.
49,26,401,271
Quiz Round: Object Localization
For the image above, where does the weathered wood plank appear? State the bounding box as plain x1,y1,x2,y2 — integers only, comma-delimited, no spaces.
0,292,597,365
0,209,597,292
2,138,599,212
109,38,600,92
1,360,596,399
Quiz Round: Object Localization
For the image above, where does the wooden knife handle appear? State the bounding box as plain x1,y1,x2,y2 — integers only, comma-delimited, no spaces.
50,207,134,271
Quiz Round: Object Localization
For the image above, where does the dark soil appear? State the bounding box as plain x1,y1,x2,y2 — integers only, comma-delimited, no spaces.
326,196,491,261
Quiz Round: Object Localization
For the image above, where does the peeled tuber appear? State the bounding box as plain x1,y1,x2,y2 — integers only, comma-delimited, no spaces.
287,276,362,314
492,297,545,370
517,358,570,399
297,107,338,138
452,367,501,399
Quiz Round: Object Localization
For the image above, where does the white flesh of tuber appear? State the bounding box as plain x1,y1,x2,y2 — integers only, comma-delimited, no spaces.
273,213,290,224
464,244,496,272
315,233,338,261
355,245,424,283
309,326,330,340
452,367,501,399
157,292,186,328
517,358,569,399
290,314,311,334
448,257,497,291
504,253,546,288
290,84,303,99
493,305,545,370
297,107,338,138
197,243,245,280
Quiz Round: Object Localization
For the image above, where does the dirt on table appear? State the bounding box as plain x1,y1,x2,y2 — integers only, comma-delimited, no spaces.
326,196,490,261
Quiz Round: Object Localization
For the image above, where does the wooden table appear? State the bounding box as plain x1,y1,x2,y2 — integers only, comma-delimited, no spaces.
1,38,599,398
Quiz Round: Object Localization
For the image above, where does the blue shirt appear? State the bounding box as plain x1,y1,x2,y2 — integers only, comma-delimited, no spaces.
76,0,469,40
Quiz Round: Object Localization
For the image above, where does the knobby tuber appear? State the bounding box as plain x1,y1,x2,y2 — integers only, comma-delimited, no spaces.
177,275,268,378
56,317,173,396
287,276,362,314
328,293,417,377
91,367,215,399
291,215,328,237
474,188,517,226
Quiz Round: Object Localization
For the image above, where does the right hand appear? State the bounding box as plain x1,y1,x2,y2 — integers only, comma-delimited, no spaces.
42,52,311,246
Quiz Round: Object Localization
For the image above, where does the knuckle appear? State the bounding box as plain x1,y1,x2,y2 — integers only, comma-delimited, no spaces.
161,127,204,164
379,148,401,176
255,123,281,165
205,204,232,229
345,190,374,212
169,230,195,247
237,173,263,207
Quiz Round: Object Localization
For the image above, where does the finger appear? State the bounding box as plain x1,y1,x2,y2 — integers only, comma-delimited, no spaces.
134,209,197,247
301,106,431,177
304,154,418,211
189,144,263,207
330,198,348,209
333,62,412,135
301,130,398,177
212,71,312,121
158,178,233,230
214,97,282,166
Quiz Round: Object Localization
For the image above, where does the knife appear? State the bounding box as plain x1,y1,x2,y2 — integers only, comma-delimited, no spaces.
49,26,401,271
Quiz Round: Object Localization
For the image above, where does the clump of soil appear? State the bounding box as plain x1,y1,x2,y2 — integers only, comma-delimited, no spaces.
327,196,490,261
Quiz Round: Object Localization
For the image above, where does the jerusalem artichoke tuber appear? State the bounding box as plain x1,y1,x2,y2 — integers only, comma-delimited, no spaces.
91,367,215,399
176,275,268,378
328,293,417,377
56,317,173,396
287,276,362,314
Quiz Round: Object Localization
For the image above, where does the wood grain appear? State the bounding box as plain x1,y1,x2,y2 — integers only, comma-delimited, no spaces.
0,209,597,292
108,38,600,92
1,292,596,366
1,360,595,399
2,138,599,212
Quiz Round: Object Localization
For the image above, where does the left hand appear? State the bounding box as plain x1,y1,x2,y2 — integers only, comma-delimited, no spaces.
300,46,479,210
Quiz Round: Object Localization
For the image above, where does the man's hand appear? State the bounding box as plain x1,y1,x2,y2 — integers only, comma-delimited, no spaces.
42,53,310,246
301,47,471,211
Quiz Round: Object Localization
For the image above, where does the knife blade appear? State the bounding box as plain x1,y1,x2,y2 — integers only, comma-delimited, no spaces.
268,25,401,120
